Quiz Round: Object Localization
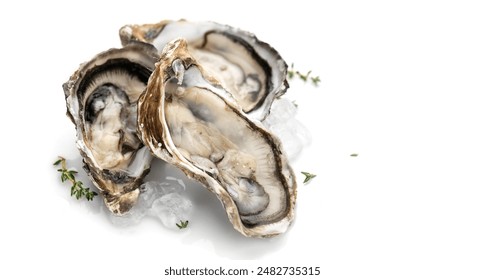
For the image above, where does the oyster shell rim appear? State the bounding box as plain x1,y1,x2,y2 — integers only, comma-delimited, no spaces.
119,19,290,121
63,42,160,215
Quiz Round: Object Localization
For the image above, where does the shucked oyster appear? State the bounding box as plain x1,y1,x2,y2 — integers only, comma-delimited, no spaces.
120,19,289,121
63,42,159,214
138,39,296,237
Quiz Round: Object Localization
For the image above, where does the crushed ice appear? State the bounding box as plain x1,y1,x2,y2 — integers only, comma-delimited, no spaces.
263,98,312,160
107,178,192,230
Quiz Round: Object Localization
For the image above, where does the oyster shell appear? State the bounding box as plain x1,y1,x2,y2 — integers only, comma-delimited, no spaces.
120,19,288,121
63,42,159,214
138,39,296,237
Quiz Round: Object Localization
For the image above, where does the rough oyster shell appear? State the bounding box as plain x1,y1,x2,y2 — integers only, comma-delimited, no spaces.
63,42,159,214
120,19,289,121
138,39,297,237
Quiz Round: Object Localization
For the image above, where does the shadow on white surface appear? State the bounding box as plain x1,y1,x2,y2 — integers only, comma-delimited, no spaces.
180,173,288,260
59,153,288,260
141,160,288,260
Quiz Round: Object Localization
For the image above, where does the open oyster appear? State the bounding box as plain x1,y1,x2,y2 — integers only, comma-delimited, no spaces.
120,19,288,121
63,42,159,214
138,39,296,237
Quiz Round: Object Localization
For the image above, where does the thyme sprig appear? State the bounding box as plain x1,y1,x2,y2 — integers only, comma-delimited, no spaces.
288,63,321,86
54,157,97,201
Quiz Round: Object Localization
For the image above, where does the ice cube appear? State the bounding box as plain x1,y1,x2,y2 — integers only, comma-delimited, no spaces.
139,178,186,208
293,119,312,146
271,123,303,160
160,176,186,195
263,98,297,127
106,204,147,227
105,176,192,229
262,98,312,161
149,192,193,230
139,181,165,208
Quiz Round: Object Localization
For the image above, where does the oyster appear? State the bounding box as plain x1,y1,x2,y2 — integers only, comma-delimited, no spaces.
120,19,288,121
138,39,296,237
63,42,159,214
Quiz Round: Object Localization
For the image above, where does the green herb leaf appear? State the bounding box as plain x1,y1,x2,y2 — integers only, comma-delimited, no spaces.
54,156,97,201
350,153,358,157
65,171,75,182
287,63,295,79
296,71,307,81
176,220,189,229
311,76,321,86
61,173,68,183
301,171,317,184
85,191,97,201
304,71,312,81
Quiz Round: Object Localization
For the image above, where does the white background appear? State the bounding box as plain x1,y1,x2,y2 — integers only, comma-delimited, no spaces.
1,0,484,279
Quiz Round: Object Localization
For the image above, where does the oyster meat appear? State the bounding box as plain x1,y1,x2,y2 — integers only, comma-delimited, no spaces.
138,39,296,237
120,20,288,121
63,42,159,214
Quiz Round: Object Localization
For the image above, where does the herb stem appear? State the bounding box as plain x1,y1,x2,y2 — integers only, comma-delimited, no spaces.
54,156,97,201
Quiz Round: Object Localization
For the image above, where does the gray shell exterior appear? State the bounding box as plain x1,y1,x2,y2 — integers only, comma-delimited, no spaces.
119,19,289,121
63,42,159,214
137,39,297,237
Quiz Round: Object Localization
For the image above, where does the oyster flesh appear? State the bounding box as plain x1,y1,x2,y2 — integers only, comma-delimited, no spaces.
120,19,288,121
138,39,296,237
63,42,159,214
